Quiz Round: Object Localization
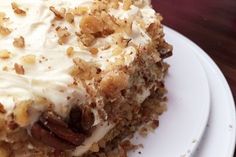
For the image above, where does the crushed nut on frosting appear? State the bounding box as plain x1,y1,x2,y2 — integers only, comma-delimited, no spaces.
80,15,103,34
89,47,98,55
14,63,25,75
0,26,11,36
13,36,25,48
56,27,71,45
13,100,32,127
77,32,95,47
65,12,74,23
49,6,65,19
100,71,129,97
66,47,74,57
21,54,36,64
11,2,26,16
0,50,11,59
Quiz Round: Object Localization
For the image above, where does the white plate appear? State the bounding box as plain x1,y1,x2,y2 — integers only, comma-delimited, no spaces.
129,27,210,157
162,27,236,157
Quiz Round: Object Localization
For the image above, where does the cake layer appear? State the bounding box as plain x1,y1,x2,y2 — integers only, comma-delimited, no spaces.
0,0,172,156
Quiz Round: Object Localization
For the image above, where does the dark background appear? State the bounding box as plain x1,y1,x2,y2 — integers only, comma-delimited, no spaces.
152,0,236,156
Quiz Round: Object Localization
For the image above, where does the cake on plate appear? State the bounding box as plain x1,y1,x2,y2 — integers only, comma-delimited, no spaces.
0,0,172,156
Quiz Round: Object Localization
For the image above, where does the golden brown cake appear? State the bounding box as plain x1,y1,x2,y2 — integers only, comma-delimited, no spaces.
0,0,172,156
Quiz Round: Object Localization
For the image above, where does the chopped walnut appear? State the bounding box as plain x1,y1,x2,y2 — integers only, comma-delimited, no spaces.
80,15,103,34
123,0,132,10
0,50,11,59
49,6,65,19
56,27,70,45
89,47,98,55
116,19,132,35
72,57,97,80
0,103,6,114
0,26,11,36
14,63,25,75
21,54,36,64
66,47,74,57
65,13,74,23
11,2,26,16
13,36,25,48
100,11,116,35
72,7,88,16
100,71,129,97
77,33,95,47
14,100,32,127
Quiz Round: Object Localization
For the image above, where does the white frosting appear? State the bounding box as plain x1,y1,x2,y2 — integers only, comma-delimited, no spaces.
0,0,158,155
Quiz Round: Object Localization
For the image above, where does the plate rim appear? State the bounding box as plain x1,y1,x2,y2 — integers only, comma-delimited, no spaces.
164,26,236,157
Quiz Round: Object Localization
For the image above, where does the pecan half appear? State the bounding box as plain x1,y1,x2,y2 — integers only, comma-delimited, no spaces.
39,112,85,146
158,42,173,59
69,106,95,133
30,107,95,150
31,123,75,150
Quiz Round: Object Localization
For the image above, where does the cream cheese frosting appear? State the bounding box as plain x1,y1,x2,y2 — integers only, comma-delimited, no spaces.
0,0,159,155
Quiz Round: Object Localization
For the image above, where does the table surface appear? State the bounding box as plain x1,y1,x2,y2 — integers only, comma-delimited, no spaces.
152,0,236,98
152,0,236,156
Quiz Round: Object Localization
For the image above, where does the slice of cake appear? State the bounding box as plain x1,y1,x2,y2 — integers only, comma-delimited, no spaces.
0,0,172,156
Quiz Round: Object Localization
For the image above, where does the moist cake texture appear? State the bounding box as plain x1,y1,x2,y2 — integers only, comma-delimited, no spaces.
0,0,172,156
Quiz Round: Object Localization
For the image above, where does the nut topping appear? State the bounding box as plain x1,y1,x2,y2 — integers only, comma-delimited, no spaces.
0,50,11,59
49,6,65,19
30,107,95,150
14,63,25,75
69,106,95,133
0,26,11,36
158,42,173,59
11,2,26,16
13,36,25,48
56,27,71,45
31,123,75,150
39,112,85,146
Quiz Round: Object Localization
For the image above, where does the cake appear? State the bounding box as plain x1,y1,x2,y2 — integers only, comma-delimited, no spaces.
0,0,172,156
